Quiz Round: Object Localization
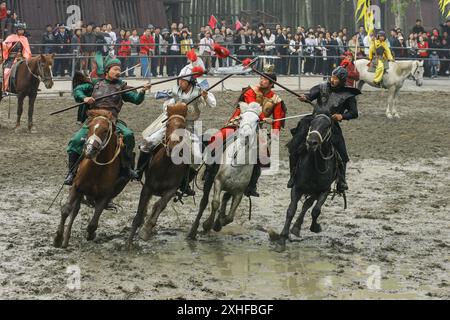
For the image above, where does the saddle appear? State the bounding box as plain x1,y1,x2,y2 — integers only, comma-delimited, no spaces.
7,60,25,94
368,58,390,73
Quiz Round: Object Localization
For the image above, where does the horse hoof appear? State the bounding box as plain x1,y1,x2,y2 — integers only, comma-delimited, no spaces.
310,223,322,233
290,227,301,238
53,234,63,248
28,126,37,134
202,221,213,233
386,113,393,120
268,229,281,242
393,113,400,119
139,227,155,241
186,233,197,241
86,232,96,241
213,220,223,232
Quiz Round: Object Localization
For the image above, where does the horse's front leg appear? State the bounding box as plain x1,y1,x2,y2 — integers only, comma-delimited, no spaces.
203,181,222,233
127,185,153,249
27,92,37,133
392,87,401,119
61,191,82,248
291,196,316,238
222,193,244,227
276,187,303,245
86,197,110,241
214,192,232,232
15,95,25,130
386,86,396,119
141,189,177,241
310,192,329,233
54,188,79,248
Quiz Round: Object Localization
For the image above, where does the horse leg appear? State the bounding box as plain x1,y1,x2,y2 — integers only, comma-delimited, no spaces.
277,187,303,245
15,95,25,129
222,193,244,227
27,92,37,132
141,189,176,241
54,188,79,248
392,87,401,118
61,191,82,249
386,87,396,119
86,197,110,241
213,192,232,232
290,196,316,238
203,181,222,233
127,185,153,249
310,192,329,233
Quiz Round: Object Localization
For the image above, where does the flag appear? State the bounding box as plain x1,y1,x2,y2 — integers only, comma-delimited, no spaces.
439,0,450,18
208,15,218,29
198,79,210,90
235,19,243,31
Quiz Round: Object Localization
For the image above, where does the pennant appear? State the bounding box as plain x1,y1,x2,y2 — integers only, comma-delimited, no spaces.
198,79,210,90
439,0,450,18
208,15,218,29
155,90,171,100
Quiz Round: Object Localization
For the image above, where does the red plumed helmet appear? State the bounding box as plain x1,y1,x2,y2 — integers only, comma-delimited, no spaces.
242,58,253,67
213,44,230,59
191,66,205,78
186,49,198,62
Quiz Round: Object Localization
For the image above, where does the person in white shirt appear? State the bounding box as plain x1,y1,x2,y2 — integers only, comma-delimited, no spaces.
263,28,276,55
304,33,317,75
289,34,303,74
199,31,214,69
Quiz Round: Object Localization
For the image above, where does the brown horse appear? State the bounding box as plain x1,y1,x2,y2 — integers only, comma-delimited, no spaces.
127,103,190,249
54,109,129,248
1,54,54,132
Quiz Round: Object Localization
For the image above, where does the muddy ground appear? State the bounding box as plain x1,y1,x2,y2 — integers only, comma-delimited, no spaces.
0,90,449,300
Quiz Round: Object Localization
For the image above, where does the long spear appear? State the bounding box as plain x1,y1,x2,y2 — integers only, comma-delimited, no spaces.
50,68,206,116
213,44,314,106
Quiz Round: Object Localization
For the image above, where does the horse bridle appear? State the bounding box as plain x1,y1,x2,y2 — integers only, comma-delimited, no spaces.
162,114,187,156
85,116,122,166
410,61,421,81
26,57,53,83
307,114,332,145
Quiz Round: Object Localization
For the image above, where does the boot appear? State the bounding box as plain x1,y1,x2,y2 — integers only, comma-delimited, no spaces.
337,161,348,193
180,167,197,196
64,152,81,186
245,166,261,198
135,150,152,181
121,151,139,181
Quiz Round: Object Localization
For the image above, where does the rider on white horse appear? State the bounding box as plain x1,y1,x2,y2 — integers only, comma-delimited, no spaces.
368,30,395,87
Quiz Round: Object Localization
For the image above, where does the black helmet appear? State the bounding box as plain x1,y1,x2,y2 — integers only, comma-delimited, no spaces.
331,66,348,84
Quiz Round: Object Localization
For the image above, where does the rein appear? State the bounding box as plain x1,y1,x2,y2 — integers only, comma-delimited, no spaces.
162,114,187,157
307,114,335,174
26,57,53,82
85,116,122,166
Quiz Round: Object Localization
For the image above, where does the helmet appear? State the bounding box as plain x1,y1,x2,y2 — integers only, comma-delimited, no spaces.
15,22,27,31
105,58,122,71
331,66,348,84
262,64,277,87
377,30,386,38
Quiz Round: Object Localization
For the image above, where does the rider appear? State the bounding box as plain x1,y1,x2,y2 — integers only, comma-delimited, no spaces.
340,51,360,87
369,30,394,87
64,58,151,185
2,22,32,93
208,65,286,198
288,66,360,193
136,62,216,196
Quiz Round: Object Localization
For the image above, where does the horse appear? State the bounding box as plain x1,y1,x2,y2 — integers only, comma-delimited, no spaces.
355,59,424,119
269,113,338,246
1,54,55,132
127,102,190,248
54,109,129,248
187,102,262,240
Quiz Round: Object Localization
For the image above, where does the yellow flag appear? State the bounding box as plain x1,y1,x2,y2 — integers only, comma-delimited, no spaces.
439,0,450,18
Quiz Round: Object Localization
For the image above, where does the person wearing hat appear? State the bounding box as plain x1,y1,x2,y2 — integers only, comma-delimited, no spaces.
368,30,394,86
340,51,360,87
137,63,216,195
2,21,32,92
64,58,152,185
54,23,71,77
291,66,361,192
207,65,287,197
42,24,56,54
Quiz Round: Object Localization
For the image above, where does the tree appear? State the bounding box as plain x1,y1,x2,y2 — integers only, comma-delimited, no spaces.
381,0,414,31
305,0,313,28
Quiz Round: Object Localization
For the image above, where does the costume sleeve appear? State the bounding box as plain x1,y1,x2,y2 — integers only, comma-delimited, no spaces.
305,84,320,102
123,90,146,105
73,83,94,102
272,102,286,131
384,42,394,61
201,91,217,108
347,64,360,81
243,87,258,104
368,42,374,60
342,97,359,121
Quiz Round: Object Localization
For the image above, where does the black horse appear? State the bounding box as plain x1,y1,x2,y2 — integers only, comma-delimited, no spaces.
270,113,339,245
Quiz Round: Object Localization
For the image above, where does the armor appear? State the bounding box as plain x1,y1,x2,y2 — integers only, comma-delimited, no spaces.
91,79,127,117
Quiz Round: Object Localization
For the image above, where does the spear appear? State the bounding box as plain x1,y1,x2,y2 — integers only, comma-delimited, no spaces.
261,113,313,123
213,44,314,106
50,68,207,116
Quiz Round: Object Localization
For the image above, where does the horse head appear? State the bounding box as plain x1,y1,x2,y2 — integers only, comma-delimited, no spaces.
411,60,424,87
307,113,332,153
85,110,116,160
165,102,188,155
237,102,262,147
37,54,55,89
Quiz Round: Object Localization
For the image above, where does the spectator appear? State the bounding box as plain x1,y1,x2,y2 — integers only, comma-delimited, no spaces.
42,24,55,54
389,29,401,58
304,33,316,75
0,2,7,39
71,28,82,72
412,19,425,34
440,19,450,37
159,28,169,76
406,33,418,58
129,29,140,77
439,38,449,76
199,30,214,69
276,28,289,75
314,32,325,75
223,28,235,67
53,24,71,77
212,27,224,67
417,35,430,76
81,24,96,76
397,33,407,58
263,28,276,57
140,27,155,78
234,27,251,60
167,28,181,76
180,30,193,66
347,33,359,58
106,23,117,54
152,27,164,77
118,29,131,75
429,50,440,78
289,33,302,75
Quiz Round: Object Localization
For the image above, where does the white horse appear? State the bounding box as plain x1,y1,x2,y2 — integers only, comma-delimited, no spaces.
355,59,424,119
200,102,262,234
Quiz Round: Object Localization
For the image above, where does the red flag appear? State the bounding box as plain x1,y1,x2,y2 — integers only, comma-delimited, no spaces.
208,15,217,29
235,20,243,31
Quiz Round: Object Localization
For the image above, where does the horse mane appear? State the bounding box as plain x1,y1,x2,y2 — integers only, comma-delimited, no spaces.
87,109,114,121
167,102,188,118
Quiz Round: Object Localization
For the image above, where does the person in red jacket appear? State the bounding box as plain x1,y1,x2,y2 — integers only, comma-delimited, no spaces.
139,27,155,77
208,68,287,197
0,2,7,39
340,51,360,87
